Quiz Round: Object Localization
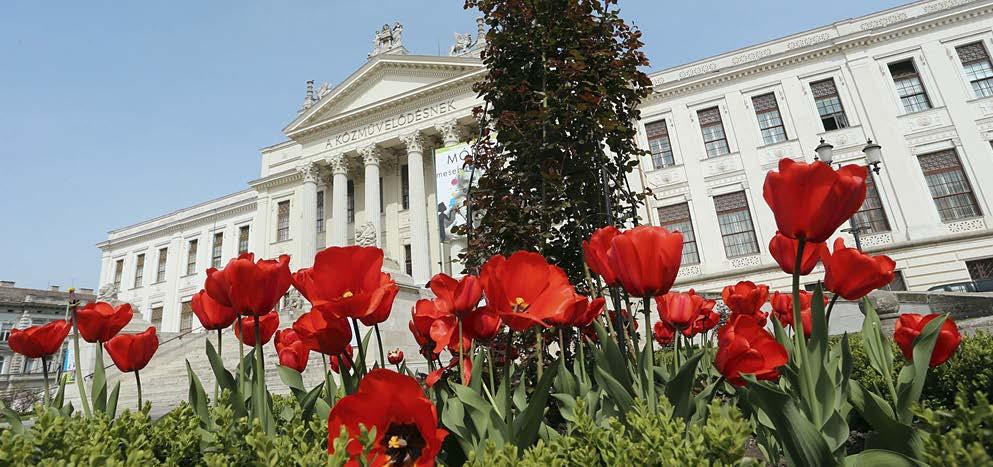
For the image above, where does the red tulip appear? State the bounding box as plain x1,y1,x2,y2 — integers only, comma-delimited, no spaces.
722,281,770,325
328,369,448,464
387,349,404,365
233,311,280,346
656,289,713,330
292,309,352,356
104,326,159,373
894,313,962,367
583,226,621,286
715,315,788,386
191,290,238,331
76,301,133,343
205,253,291,317
547,296,606,328
462,306,503,341
426,355,472,387
275,329,309,373
769,233,827,276
8,320,71,358
822,238,896,300
429,273,483,318
606,226,683,297
359,273,400,327
653,321,676,346
292,246,395,320
411,299,456,354
480,251,576,332
769,291,826,337
329,345,354,373
762,159,868,243
684,308,721,337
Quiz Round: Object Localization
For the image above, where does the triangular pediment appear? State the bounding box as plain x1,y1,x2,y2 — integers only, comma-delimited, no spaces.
284,54,483,138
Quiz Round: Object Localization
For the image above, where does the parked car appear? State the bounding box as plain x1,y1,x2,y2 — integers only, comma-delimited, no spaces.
927,279,993,293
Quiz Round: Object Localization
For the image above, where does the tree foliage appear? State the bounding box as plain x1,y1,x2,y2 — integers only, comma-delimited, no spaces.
460,0,652,286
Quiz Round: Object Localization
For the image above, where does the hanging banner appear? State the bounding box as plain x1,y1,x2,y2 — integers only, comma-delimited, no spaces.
434,142,478,242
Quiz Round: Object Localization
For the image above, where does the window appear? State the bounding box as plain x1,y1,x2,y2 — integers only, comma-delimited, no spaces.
133,254,145,288
211,232,224,269
180,301,194,332
645,120,675,168
714,191,760,257
810,78,849,131
380,177,385,213
238,226,250,254
698,107,730,157
347,180,355,223
967,258,993,281
186,239,198,275
752,93,788,145
889,59,931,113
317,191,325,233
276,200,290,242
918,150,981,222
156,247,168,283
113,259,124,289
851,175,890,234
401,165,410,210
956,42,993,98
404,244,413,276
0,322,13,342
880,271,908,292
150,306,163,329
657,203,700,265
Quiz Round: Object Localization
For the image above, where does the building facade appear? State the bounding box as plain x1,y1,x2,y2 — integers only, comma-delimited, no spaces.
97,0,993,345
0,282,94,401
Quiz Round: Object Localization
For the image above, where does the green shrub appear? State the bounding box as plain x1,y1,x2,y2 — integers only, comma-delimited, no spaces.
467,398,756,466
916,391,993,466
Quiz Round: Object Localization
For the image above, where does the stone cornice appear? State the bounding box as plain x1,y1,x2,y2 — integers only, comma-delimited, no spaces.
647,0,993,102
98,197,257,251
247,168,303,191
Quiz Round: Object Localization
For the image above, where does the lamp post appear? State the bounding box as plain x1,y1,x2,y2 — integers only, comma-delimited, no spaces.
812,138,884,251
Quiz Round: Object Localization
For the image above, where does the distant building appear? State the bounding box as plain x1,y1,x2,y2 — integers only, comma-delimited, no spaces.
0,281,94,403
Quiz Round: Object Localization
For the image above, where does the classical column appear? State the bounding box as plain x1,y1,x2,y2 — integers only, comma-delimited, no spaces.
328,154,349,246
359,144,382,247
297,162,321,267
401,130,431,283
438,119,467,275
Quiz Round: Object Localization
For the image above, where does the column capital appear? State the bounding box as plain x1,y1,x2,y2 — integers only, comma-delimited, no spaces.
296,162,322,183
358,144,382,166
438,119,463,145
326,153,349,175
400,130,428,153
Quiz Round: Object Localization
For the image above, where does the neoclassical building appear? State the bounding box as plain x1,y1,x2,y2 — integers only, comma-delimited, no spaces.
97,0,993,341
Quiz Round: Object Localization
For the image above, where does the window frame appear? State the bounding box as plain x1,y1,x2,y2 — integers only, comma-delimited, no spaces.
644,119,676,169
966,257,993,281
211,232,224,269
918,149,982,222
751,92,789,145
238,225,250,255
186,239,198,276
697,106,731,158
346,180,355,223
403,244,413,276
133,253,145,288
401,165,410,210
887,58,932,114
276,200,291,242
809,77,850,132
955,41,993,99
713,191,761,258
316,190,325,233
156,247,168,283
851,174,891,234
656,202,700,265
113,259,124,288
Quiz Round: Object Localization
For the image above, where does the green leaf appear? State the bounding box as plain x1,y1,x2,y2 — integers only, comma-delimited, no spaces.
895,314,946,423
555,356,577,396
278,365,305,394
513,359,559,449
665,349,702,420
860,300,893,380
106,381,120,418
52,376,66,409
0,400,23,434
206,339,245,416
92,346,108,414
745,380,835,467
595,366,633,417
299,381,325,422
592,321,631,388
848,381,920,457
809,284,829,362
843,449,925,466
469,351,485,392
185,359,211,428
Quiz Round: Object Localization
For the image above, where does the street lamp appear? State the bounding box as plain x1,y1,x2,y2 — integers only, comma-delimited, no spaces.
812,139,884,251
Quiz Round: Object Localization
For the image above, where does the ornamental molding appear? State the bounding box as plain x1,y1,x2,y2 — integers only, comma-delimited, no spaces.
100,201,257,251
817,126,866,150
438,119,463,144
645,165,687,188
946,217,987,233
729,255,762,270
705,173,749,191
400,131,428,153
906,128,961,150
358,144,382,166
646,2,993,101
701,153,745,179
760,140,804,169
296,162,322,183
860,232,894,248
249,168,304,191
898,107,953,136
327,153,350,175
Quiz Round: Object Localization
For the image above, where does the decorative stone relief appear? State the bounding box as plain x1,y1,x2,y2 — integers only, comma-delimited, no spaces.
946,218,986,234
355,222,379,246
860,232,893,248
979,100,993,117
297,162,322,183
282,289,306,318
819,126,865,149
761,141,802,168
677,265,702,278
438,119,463,144
646,165,687,188
400,131,427,154
900,108,950,135
359,145,382,166
327,154,349,175
369,22,404,58
701,153,743,178
729,255,761,269
97,283,119,302
907,129,960,149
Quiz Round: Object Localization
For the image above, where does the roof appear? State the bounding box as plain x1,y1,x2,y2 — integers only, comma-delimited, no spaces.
0,286,96,308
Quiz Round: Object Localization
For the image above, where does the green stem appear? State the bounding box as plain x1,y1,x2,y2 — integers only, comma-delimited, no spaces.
322,355,333,406
237,320,245,396
70,306,91,417
253,315,266,428
135,369,142,411
487,347,496,393
577,333,586,386
351,319,366,376
374,324,386,368
504,331,514,440
536,330,544,381
643,296,656,412
825,294,840,325
792,238,819,425
41,356,50,406
458,320,465,385
215,329,222,402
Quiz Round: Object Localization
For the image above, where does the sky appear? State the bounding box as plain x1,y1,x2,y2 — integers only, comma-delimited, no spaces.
0,0,907,290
